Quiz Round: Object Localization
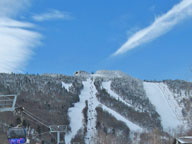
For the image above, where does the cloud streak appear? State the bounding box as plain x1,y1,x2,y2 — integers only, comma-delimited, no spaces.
0,18,41,73
0,0,41,73
113,0,192,56
0,0,30,17
32,9,72,22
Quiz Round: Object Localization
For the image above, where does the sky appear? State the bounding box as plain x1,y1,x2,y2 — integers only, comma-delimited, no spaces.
0,0,192,80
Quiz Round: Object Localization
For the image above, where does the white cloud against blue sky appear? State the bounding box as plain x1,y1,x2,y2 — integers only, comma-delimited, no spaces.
113,0,192,56
0,0,192,80
32,9,72,22
0,0,41,73
0,0,30,17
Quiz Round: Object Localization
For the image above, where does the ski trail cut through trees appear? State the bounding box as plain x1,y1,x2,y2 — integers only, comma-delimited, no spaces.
143,82,182,130
65,78,99,144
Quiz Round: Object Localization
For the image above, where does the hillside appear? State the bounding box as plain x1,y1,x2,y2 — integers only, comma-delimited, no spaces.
0,71,192,144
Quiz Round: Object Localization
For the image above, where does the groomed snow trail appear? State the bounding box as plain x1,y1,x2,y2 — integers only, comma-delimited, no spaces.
65,78,99,144
102,81,142,131
102,81,141,112
66,77,143,144
65,80,91,144
157,83,184,122
85,78,100,144
101,104,142,131
143,82,182,130
102,81,132,107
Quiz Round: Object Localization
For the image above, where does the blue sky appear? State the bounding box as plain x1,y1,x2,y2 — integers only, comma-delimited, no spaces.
0,0,192,80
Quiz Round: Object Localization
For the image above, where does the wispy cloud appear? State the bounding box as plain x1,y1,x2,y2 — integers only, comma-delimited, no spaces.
32,9,72,22
0,0,30,17
0,0,41,73
113,0,192,56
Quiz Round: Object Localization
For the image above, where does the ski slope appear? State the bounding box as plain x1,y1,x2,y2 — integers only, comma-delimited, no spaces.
101,104,142,131
85,78,100,144
65,78,99,144
102,81,132,107
143,82,183,130
65,80,90,144
102,81,142,112
66,78,143,143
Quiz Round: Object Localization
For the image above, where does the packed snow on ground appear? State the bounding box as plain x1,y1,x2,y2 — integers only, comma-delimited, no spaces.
157,83,184,121
61,82,72,91
143,82,183,130
65,78,99,144
65,80,89,144
65,77,143,143
100,104,142,131
85,78,100,144
102,81,142,112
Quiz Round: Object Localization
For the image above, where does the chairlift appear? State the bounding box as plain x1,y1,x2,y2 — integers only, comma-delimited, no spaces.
7,127,26,144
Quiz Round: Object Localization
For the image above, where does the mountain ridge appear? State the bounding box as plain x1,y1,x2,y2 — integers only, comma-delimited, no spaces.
0,70,192,144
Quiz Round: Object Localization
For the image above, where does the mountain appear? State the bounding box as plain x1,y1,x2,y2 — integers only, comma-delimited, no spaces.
0,71,192,144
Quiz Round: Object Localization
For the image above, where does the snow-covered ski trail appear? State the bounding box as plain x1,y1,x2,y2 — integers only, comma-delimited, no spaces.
101,104,142,131
143,82,183,130
65,80,90,144
65,78,99,144
85,78,100,144
66,77,143,143
102,81,142,112
156,83,185,123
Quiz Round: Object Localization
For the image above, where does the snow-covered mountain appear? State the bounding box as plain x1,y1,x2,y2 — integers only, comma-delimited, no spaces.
0,71,192,144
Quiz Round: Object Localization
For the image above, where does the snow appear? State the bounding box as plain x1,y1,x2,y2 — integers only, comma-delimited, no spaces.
65,80,90,144
143,82,183,130
102,81,141,111
100,104,142,131
65,78,99,144
157,83,184,122
61,82,72,91
65,77,143,144
85,78,100,144
65,78,187,143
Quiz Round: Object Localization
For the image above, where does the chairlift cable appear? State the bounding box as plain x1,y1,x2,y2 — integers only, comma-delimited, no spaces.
23,108,49,124
14,103,50,127
31,131,50,137
23,111,49,128
3,96,49,126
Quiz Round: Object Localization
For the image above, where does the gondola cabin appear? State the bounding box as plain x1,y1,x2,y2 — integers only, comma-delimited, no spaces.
7,127,26,144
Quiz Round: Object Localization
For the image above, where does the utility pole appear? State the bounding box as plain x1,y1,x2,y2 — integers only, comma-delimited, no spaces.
49,125,67,144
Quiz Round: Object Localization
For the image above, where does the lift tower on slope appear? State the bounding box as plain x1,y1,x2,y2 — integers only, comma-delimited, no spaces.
49,125,67,144
0,95,17,112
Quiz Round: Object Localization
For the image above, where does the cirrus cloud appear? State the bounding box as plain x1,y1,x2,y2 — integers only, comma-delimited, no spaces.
113,0,192,56
32,9,73,22
0,0,41,73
